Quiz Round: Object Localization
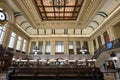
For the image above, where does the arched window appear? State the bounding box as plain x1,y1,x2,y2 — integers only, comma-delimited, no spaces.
0,24,7,44
22,40,27,52
55,41,64,54
16,36,22,50
45,41,51,54
8,32,16,48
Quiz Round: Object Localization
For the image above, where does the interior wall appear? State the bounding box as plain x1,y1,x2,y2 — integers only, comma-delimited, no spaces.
3,23,30,54
89,10,120,54
2,0,120,58
28,37,90,55
0,3,30,54
113,23,120,39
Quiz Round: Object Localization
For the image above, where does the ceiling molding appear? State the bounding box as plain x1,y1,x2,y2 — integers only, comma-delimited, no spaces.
88,26,94,31
97,11,108,18
15,23,30,37
30,34,90,38
14,12,22,17
12,0,38,29
92,21,99,26
20,21,28,26
25,26,31,31
5,0,120,37
90,5,120,37
81,0,105,29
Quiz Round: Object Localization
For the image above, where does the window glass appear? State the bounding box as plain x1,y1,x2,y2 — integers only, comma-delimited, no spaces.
69,41,73,49
8,32,16,48
38,41,43,54
16,36,22,50
55,41,64,53
45,41,51,53
22,40,27,52
30,42,36,54
76,41,80,48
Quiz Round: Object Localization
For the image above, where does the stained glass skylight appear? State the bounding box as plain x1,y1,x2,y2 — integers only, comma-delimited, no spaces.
35,0,84,20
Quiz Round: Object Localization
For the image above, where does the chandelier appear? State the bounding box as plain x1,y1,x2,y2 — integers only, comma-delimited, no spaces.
32,46,40,55
80,49,87,54
49,0,69,10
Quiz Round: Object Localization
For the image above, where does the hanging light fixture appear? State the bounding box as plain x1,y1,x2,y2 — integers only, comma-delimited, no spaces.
32,46,40,55
80,49,87,54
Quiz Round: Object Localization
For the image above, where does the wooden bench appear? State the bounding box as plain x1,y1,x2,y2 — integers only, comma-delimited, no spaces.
7,66,104,80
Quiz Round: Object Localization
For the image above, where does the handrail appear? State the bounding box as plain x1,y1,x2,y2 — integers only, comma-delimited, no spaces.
92,38,120,59
7,66,104,80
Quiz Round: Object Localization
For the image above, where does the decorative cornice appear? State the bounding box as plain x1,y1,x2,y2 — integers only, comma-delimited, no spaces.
30,34,90,38
12,0,38,28
81,0,105,29
6,0,120,37
90,5,120,38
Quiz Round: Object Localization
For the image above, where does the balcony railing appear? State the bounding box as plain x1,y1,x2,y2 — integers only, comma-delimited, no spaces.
92,38,120,59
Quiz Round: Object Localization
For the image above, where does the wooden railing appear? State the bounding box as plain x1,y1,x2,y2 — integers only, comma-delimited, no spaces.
0,45,13,70
7,65,104,80
92,38,120,59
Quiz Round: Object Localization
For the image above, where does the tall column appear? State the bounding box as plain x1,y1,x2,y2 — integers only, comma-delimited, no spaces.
101,34,105,45
81,40,83,48
2,24,11,48
51,39,55,55
88,40,93,55
28,40,32,55
95,38,99,49
26,40,30,55
43,40,46,55
20,38,24,52
36,39,39,47
14,35,18,52
64,39,68,55
65,39,69,55
73,41,76,55
108,27,116,41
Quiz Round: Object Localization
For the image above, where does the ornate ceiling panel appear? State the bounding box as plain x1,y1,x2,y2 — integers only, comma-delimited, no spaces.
5,0,120,37
34,0,84,20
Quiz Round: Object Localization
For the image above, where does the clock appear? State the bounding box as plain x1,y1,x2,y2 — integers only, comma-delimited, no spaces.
0,10,6,21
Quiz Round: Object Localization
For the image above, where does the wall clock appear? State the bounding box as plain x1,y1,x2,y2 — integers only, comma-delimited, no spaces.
0,10,6,21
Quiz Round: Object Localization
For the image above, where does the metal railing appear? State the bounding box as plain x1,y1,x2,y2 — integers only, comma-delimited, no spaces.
92,38,120,59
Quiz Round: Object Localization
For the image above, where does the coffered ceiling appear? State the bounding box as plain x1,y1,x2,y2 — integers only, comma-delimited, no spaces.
34,0,84,20
4,0,120,37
